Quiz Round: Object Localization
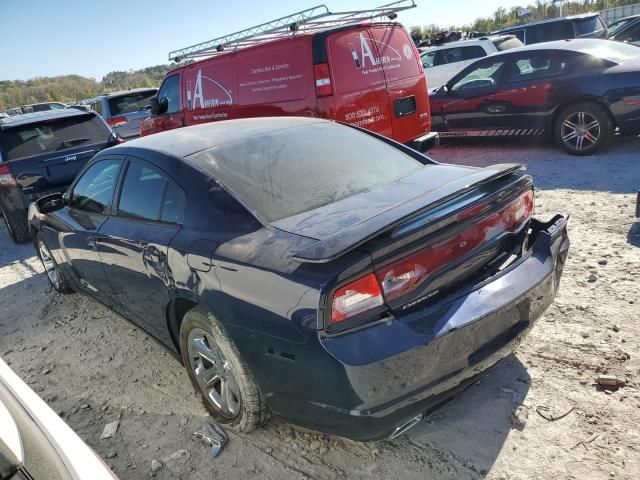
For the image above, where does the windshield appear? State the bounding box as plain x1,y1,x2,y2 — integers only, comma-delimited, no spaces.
107,90,156,115
574,40,640,63
608,17,637,36
191,123,423,222
0,114,111,161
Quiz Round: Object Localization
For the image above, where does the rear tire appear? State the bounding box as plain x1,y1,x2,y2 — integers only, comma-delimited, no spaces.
554,102,613,156
35,234,74,294
1,205,30,243
179,307,267,433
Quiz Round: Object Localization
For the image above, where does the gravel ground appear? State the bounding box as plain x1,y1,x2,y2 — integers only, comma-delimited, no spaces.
1,136,639,480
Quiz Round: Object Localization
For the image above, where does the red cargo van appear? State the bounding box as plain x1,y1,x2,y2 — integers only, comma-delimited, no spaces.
141,4,437,151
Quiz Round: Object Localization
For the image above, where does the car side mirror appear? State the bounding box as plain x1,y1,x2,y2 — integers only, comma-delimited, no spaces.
36,192,65,214
151,97,168,115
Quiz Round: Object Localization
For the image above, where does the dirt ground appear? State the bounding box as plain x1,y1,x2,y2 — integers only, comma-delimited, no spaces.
1,137,639,480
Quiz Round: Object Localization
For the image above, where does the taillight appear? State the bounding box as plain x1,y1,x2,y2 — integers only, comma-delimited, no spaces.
107,116,127,127
314,63,333,97
378,190,534,302
0,163,14,186
331,273,383,323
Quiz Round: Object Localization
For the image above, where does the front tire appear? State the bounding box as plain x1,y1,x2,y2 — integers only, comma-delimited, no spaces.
179,307,267,432
554,102,613,156
35,234,73,293
1,205,31,243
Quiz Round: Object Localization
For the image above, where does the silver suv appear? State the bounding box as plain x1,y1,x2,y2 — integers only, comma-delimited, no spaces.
91,88,157,140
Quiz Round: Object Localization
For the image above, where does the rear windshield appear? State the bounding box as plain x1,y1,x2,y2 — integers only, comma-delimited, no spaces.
107,91,156,115
191,123,422,222
492,37,524,51
0,114,111,161
574,41,640,63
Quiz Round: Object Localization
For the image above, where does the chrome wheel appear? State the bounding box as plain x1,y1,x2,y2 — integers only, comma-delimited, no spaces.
38,240,61,290
561,111,600,152
187,328,241,418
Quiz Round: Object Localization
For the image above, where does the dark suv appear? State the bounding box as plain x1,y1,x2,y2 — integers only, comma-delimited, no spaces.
494,13,608,45
0,109,118,243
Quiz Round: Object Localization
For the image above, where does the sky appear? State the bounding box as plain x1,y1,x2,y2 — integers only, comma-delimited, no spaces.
0,0,526,81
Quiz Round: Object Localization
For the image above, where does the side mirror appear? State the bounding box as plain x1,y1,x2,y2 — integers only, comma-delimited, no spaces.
36,192,65,214
151,97,168,115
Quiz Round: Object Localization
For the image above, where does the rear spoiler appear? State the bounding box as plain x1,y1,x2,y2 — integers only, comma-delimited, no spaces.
291,163,525,263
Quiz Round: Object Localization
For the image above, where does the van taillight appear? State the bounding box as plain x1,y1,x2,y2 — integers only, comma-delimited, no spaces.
314,63,333,97
0,164,9,176
331,273,383,323
107,116,127,127
0,163,14,186
378,190,534,302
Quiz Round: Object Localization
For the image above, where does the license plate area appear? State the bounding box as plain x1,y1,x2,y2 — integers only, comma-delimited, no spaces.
394,96,416,118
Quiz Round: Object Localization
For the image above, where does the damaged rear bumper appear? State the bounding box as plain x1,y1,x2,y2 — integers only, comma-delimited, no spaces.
282,214,569,441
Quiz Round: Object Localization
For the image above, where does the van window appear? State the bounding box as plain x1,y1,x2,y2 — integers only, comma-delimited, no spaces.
527,21,575,44
435,46,486,66
158,75,180,114
576,16,606,37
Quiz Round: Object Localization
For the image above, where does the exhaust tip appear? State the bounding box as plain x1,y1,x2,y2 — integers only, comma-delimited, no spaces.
388,413,423,440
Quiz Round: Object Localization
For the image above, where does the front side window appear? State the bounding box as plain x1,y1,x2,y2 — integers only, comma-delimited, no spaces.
615,23,640,44
70,159,122,214
451,60,506,91
157,75,180,114
506,54,568,83
117,160,186,223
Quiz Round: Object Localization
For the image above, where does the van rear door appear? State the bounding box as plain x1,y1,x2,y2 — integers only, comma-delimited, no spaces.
369,24,430,144
324,27,393,138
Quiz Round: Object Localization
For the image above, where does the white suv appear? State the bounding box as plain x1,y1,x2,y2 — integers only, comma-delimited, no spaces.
421,35,523,90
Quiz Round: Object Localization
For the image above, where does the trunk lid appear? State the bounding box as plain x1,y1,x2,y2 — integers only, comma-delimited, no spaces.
273,163,527,263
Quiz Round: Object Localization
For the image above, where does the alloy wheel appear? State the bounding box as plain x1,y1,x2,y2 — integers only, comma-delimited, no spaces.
187,328,241,418
560,111,601,152
38,240,61,290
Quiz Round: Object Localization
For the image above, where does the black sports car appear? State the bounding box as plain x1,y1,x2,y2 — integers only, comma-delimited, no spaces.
429,39,640,155
28,118,569,441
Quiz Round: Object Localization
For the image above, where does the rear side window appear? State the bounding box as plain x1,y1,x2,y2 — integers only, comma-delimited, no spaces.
576,16,606,37
492,37,524,51
107,91,156,115
0,114,112,161
118,160,186,224
70,159,122,214
435,46,486,66
191,123,423,222
158,74,180,114
506,54,568,83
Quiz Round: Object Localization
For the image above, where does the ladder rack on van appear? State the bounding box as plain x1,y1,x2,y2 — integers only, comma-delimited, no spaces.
168,1,417,62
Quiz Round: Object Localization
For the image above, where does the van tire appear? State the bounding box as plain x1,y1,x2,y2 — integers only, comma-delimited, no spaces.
1,204,31,243
179,307,267,433
554,103,613,156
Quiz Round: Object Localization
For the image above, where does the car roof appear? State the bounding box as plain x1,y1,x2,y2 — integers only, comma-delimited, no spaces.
94,88,158,99
495,12,600,32
108,117,333,159
420,35,514,53
0,108,96,129
482,38,614,56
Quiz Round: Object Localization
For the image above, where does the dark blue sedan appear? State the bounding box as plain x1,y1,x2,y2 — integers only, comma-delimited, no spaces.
429,39,640,155
28,118,569,441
